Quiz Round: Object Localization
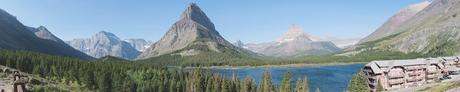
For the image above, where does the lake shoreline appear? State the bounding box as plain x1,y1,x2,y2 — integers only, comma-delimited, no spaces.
191,62,368,69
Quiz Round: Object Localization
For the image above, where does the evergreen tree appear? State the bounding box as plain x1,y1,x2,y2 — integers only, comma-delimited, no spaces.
83,71,96,90
346,72,370,92
258,71,274,92
98,72,112,92
280,71,292,92
241,76,256,92
294,77,309,92
0,50,328,92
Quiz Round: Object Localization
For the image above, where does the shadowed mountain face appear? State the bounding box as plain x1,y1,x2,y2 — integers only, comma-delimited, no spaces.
245,25,341,57
358,1,430,44
66,31,141,60
138,3,255,60
353,0,460,56
0,9,93,60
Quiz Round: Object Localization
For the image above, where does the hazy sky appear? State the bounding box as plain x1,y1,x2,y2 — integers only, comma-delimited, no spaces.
0,0,425,43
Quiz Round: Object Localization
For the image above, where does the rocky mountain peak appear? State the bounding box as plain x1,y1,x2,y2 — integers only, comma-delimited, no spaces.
180,3,215,29
93,31,121,43
66,31,141,60
245,25,340,57
275,25,312,43
0,8,93,59
138,3,255,59
27,26,66,44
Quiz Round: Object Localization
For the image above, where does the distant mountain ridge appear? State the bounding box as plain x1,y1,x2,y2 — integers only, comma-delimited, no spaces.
124,39,152,52
351,0,460,56
0,9,93,60
66,31,141,60
245,25,341,57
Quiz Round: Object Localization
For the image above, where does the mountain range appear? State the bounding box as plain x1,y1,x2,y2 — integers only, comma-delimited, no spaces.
351,0,460,56
66,31,151,60
4,0,458,62
0,9,93,60
244,25,341,57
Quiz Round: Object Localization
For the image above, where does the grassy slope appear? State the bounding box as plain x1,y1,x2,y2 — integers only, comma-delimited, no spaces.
417,81,460,92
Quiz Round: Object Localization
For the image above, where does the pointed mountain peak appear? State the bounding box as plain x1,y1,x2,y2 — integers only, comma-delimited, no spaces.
138,3,256,59
276,25,312,43
35,26,53,36
180,3,215,29
26,26,66,45
180,3,204,19
27,26,51,35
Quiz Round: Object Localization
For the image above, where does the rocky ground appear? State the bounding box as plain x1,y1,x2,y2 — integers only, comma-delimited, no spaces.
0,72,14,92
445,87,460,92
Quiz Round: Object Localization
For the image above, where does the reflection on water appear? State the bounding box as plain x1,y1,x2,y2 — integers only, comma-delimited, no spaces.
209,64,364,92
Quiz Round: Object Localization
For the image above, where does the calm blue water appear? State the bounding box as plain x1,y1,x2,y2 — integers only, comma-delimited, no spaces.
209,64,364,92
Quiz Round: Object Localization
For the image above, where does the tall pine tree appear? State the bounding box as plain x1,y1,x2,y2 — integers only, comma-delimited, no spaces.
280,71,292,92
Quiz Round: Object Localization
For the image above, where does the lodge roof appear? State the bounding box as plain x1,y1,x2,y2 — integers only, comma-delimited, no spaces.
365,57,456,74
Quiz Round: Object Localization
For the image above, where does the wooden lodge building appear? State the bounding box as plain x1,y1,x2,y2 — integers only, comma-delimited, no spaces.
362,56,460,91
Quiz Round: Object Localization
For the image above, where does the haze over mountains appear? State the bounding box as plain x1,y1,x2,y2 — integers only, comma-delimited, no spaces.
66,31,151,60
350,0,460,56
0,9,93,60
245,25,341,57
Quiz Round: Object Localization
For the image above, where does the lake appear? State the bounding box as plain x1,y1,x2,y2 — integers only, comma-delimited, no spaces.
209,64,365,92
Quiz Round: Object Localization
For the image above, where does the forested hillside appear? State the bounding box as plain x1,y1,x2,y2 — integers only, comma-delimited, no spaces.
0,50,309,92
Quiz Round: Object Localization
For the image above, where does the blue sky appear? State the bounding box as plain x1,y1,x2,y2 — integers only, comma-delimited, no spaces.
0,0,425,43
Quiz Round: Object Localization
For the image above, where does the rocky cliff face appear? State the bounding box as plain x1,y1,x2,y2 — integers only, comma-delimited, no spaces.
246,25,341,57
359,1,430,44
0,9,93,60
124,39,152,52
66,31,140,60
138,3,255,60
353,0,460,56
